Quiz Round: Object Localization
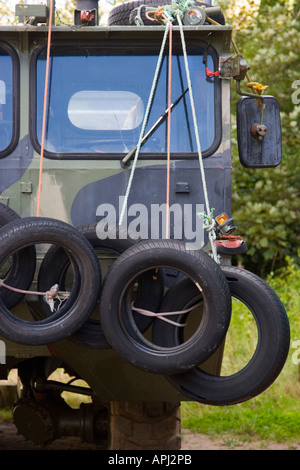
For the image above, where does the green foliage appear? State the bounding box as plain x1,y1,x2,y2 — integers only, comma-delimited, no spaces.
0,407,12,422
0,1,17,24
54,0,76,24
268,254,300,348
225,0,300,276
220,297,257,376
231,148,300,276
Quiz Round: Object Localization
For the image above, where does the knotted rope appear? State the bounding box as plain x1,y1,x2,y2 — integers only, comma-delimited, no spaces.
120,1,219,260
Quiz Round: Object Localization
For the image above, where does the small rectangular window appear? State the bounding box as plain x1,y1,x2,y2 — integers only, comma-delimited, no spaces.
33,43,220,159
68,91,144,131
0,44,18,156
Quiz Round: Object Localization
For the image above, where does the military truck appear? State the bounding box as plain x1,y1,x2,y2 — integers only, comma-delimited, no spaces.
0,0,289,450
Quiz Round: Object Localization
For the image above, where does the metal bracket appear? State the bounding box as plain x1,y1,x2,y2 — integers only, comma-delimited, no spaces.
33,378,94,397
219,55,250,80
74,8,97,26
0,197,9,205
20,181,32,194
15,4,48,24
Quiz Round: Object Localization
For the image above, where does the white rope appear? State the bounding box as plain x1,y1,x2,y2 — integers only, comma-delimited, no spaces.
119,14,219,263
0,279,70,313
177,14,219,263
119,24,170,226
131,301,203,327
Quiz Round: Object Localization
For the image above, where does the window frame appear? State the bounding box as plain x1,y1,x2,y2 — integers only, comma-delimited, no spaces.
30,39,222,160
0,41,20,158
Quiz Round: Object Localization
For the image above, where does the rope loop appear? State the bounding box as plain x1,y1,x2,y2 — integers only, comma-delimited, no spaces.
145,0,196,24
199,208,216,233
120,4,219,263
163,0,195,22
119,23,170,226
131,301,203,327
0,278,70,313
176,13,219,262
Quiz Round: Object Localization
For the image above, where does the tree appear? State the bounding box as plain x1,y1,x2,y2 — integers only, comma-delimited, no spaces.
0,1,17,24
220,0,300,276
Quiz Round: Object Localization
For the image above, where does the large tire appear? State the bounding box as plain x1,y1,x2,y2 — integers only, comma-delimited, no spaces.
108,0,225,26
99,239,231,375
0,204,36,309
0,217,101,346
109,401,181,450
157,266,290,405
38,223,164,349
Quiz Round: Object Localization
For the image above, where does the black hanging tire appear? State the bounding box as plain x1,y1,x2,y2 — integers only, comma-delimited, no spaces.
108,0,225,26
155,265,290,406
0,202,20,226
38,223,164,349
99,239,231,375
0,204,36,310
0,217,101,346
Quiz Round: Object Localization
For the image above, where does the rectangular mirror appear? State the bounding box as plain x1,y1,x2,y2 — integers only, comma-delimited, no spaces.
236,95,282,168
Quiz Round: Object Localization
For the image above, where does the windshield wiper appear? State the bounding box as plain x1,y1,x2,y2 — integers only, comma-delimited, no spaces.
121,87,189,166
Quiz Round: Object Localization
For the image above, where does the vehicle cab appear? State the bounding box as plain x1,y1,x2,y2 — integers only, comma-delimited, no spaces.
0,0,282,449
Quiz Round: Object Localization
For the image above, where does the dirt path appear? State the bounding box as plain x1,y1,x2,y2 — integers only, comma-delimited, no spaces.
0,421,299,450
181,429,300,451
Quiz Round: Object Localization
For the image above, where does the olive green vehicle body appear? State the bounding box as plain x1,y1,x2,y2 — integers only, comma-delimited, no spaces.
0,22,233,401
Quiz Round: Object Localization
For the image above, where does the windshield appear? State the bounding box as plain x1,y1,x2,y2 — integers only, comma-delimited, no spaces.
34,44,219,158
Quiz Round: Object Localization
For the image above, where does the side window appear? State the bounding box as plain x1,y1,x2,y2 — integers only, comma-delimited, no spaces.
68,91,144,131
0,43,19,157
32,44,220,159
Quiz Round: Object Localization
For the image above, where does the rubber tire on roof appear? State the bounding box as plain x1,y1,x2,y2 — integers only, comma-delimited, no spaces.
154,265,290,405
0,217,101,346
0,204,36,310
38,223,164,349
108,1,225,26
99,239,231,375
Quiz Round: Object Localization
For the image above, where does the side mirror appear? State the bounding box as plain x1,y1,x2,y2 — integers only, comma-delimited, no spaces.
236,96,282,168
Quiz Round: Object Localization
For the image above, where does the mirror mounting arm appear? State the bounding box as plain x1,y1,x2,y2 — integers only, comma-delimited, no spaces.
235,80,267,141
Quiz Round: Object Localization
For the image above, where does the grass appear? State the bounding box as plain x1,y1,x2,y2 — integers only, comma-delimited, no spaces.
181,257,300,445
181,395,300,444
